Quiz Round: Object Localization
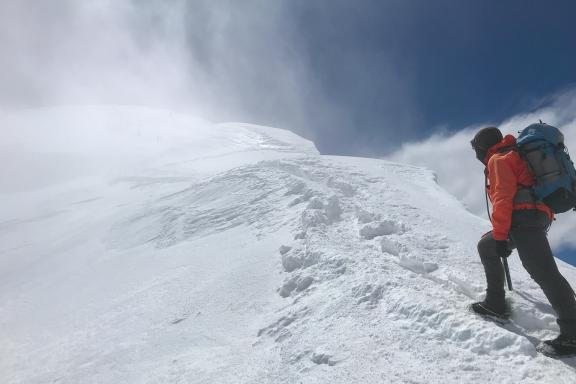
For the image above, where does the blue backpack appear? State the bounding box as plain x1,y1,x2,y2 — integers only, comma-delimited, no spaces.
516,122,576,213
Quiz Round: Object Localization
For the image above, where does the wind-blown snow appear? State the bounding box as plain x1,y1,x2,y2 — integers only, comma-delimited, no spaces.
1,106,576,383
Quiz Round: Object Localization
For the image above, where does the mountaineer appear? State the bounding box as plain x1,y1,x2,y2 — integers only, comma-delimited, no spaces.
470,125,576,357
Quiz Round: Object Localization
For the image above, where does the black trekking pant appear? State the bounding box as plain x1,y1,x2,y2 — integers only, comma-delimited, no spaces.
477,210,576,337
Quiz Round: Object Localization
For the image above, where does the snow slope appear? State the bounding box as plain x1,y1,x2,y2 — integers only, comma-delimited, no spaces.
1,106,576,383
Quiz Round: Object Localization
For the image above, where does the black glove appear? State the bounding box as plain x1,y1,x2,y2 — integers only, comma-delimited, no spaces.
495,240,512,258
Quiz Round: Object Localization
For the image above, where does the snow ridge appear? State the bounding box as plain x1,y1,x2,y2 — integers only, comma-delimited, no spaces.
244,156,570,384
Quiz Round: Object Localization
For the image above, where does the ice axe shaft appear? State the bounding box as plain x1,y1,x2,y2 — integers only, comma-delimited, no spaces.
502,257,513,291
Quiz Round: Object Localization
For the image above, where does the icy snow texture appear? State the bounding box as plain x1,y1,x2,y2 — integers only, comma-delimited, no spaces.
1,106,576,383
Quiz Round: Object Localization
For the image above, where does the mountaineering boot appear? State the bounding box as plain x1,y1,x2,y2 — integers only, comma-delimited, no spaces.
537,335,576,358
470,301,509,323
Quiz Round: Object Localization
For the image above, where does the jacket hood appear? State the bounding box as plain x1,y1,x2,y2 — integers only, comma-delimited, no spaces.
484,135,516,164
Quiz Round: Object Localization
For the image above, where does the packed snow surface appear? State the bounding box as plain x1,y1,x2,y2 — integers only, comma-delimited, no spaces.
1,106,576,383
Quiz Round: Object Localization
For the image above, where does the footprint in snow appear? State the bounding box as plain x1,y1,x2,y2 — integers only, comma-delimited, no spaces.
280,247,320,272
306,196,342,223
360,220,405,240
398,255,438,274
257,307,311,341
380,238,401,256
284,181,306,196
278,275,314,298
327,177,356,197
356,208,382,224
423,243,449,251
300,196,342,230
353,284,385,306
311,352,338,366
288,189,316,207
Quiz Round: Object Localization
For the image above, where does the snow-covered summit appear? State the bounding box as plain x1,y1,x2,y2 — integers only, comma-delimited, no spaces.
1,107,576,383
1,106,317,193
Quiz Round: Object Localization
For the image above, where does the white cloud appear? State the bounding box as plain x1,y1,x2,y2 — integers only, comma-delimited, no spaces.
387,89,576,250
0,0,189,108
0,0,318,133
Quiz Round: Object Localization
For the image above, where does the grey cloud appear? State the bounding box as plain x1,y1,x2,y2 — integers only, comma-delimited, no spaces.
0,0,319,137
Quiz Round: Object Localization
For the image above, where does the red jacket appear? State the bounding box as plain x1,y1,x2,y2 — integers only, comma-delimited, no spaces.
485,135,553,240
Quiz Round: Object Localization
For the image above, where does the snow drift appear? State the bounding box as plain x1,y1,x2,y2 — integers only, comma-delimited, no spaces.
1,106,576,383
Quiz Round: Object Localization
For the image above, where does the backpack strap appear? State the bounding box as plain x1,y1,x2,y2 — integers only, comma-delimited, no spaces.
484,171,492,223
496,144,518,154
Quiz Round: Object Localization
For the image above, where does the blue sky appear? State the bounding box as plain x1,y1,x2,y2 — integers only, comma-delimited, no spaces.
287,0,576,155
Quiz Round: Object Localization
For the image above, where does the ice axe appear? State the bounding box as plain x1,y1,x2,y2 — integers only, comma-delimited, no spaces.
502,257,513,291
502,238,515,291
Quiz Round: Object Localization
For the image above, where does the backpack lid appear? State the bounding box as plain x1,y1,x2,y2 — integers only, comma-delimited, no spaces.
517,123,564,147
